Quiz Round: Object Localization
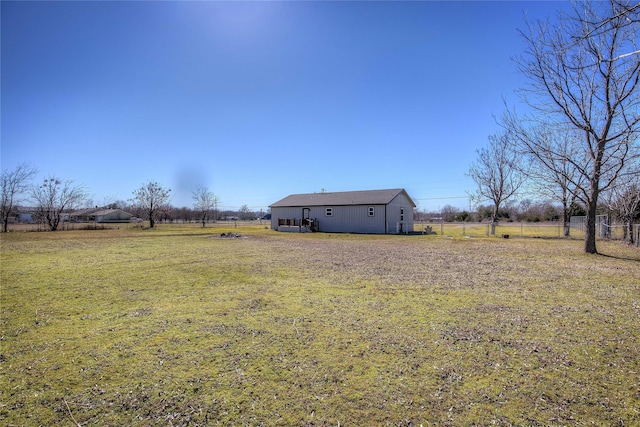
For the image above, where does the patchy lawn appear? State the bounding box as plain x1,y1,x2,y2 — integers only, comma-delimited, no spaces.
1,227,639,426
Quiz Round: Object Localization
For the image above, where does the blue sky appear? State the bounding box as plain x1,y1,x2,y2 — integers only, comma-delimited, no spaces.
1,1,570,212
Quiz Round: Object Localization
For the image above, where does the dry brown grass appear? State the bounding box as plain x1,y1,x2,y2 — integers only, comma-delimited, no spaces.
1,227,639,426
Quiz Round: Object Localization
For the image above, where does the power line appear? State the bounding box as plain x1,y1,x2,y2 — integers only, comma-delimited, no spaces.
415,196,468,201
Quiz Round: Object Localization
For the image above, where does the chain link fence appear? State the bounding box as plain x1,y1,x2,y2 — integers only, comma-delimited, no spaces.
417,222,569,238
417,217,640,245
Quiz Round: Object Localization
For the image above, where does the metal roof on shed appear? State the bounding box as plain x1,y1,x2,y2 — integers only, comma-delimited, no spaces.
270,188,416,208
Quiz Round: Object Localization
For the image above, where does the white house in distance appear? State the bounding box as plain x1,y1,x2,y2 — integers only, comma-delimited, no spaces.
270,188,416,234
68,208,134,223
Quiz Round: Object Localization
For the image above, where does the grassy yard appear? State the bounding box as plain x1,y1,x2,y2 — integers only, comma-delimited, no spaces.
1,226,639,426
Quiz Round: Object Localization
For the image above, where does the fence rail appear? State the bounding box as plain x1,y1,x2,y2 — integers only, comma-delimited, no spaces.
416,221,640,243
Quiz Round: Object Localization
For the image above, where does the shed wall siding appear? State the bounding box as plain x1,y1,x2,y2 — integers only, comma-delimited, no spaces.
273,204,389,234
271,207,302,230
385,194,415,233
317,205,386,233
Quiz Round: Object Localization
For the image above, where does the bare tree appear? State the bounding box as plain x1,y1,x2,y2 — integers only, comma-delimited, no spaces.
31,176,87,231
467,131,526,234
604,171,640,244
192,186,219,228
504,120,586,236
512,0,640,253
239,205,253,221
1,163,37,232
131,181,171,228
440,205,460,222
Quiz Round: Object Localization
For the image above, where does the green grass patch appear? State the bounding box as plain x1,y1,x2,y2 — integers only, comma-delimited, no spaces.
1,227,639,425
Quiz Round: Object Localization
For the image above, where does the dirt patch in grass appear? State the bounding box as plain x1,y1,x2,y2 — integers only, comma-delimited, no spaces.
1,229,639,425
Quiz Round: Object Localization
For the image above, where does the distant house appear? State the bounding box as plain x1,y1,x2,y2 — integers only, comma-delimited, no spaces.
270,188,416,234
69,208,134,223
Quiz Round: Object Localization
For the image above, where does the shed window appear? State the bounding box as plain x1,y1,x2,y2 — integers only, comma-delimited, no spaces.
400,208,405,221
368,207,375,217
325,207,333,217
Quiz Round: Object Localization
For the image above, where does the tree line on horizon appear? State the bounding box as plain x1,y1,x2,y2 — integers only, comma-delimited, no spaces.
0,172,268,232
2,2,640,254
2,162,637,235
416,200,589,224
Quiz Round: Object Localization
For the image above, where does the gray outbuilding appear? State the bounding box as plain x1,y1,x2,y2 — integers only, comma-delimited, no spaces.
270,188,416,234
